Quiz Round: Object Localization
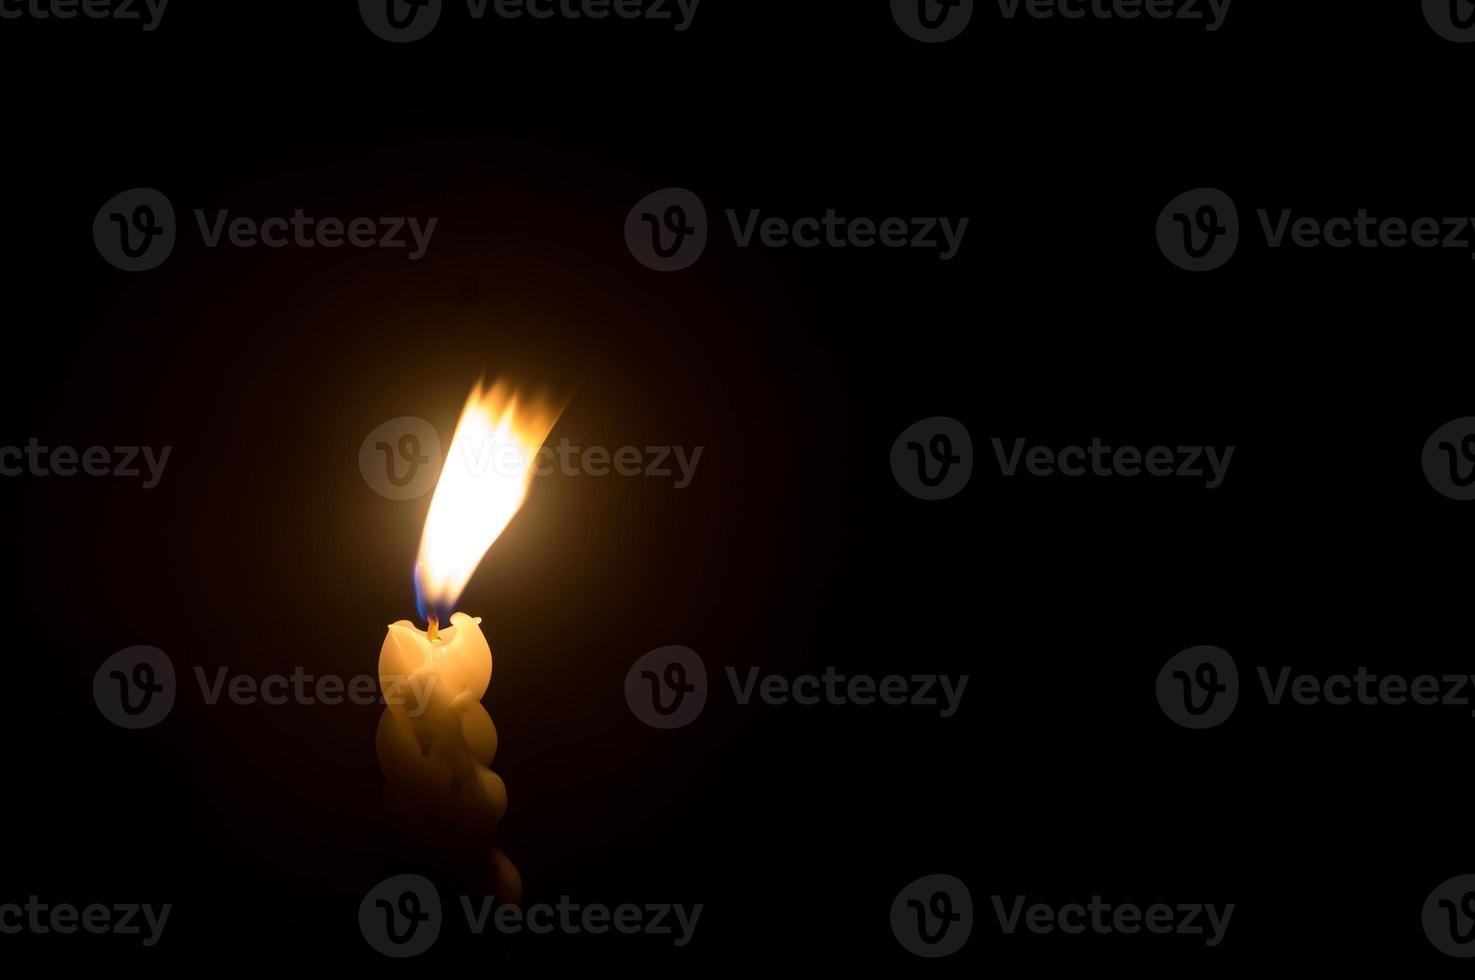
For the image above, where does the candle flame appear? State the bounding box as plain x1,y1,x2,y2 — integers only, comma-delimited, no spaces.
414,379,560,625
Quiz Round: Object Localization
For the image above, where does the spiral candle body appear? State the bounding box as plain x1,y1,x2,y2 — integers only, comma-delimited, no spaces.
376,612,521,902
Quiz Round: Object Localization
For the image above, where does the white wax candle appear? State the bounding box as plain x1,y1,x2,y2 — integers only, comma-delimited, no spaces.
376,613,521,902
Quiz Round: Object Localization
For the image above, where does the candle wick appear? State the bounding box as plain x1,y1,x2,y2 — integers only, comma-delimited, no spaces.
427,615,440,643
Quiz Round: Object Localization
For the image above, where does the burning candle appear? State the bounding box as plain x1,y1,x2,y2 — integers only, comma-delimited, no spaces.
375,379,560,902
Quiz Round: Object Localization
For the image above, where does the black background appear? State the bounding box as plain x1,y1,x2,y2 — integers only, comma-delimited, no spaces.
2,0,1472,970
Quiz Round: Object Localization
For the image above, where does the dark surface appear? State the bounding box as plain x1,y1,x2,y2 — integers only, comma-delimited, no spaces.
1,1,1470,970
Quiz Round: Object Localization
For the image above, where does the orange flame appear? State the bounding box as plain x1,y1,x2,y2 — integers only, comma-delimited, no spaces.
414,380,560,622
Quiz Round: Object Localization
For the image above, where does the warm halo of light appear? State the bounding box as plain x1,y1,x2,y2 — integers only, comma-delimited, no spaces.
414,379,560,623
